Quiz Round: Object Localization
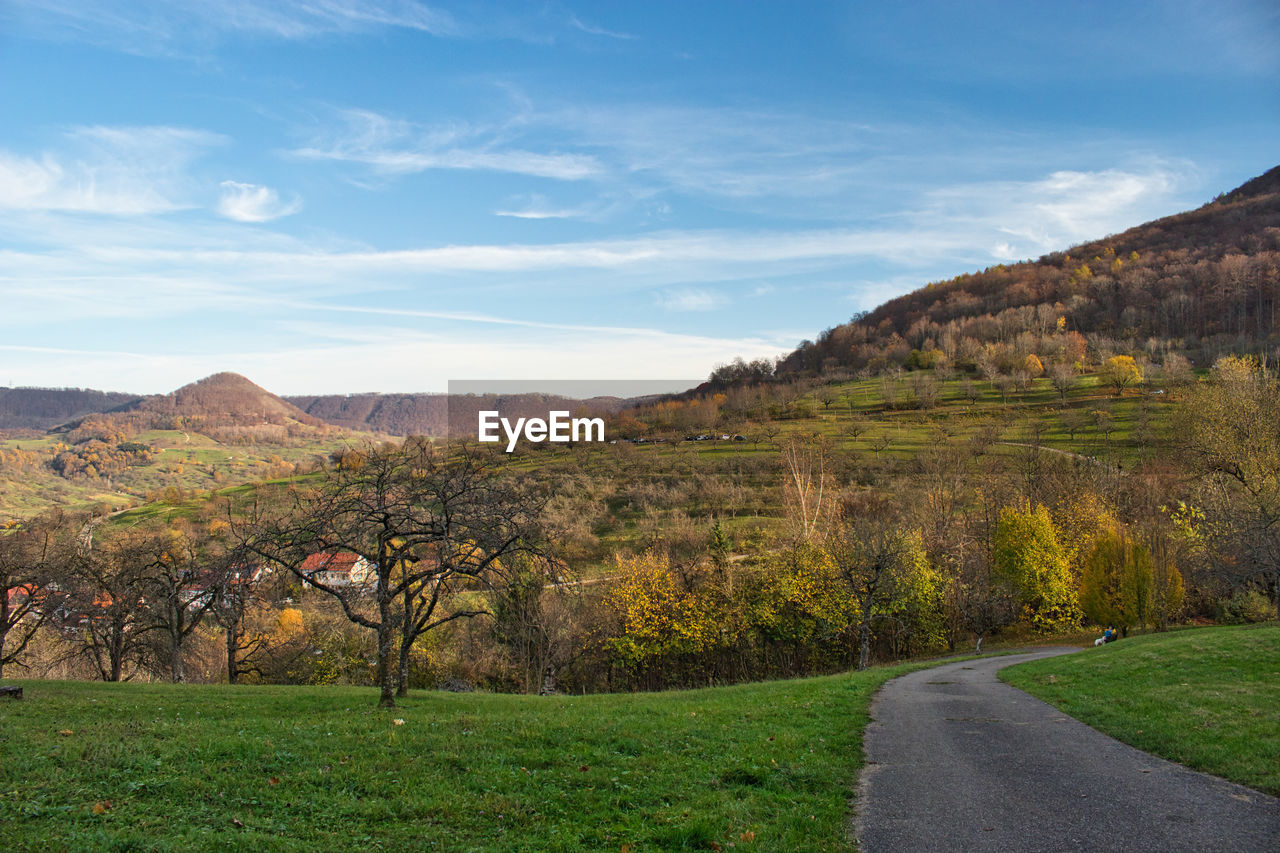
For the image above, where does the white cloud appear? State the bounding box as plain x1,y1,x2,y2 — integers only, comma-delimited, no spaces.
922,164,1195,258
294,108,601,181
657,289,725,312
217,181,302,222
0,125,223,215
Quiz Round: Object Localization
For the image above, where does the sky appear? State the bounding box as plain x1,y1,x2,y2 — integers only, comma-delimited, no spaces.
1,0,1277,395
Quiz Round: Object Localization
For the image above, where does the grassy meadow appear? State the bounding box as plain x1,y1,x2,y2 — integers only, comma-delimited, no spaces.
0,660,949,852
1002,624,1280,796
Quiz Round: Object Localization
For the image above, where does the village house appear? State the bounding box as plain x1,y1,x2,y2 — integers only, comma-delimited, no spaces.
300,552,376,590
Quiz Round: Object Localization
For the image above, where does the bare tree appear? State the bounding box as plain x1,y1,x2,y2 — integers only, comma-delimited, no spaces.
240,442,544,707
780,435,832,542
137,528,225,683
211,552,270,685
1048,362,1079,403
0,512,72,678
63,528,158,682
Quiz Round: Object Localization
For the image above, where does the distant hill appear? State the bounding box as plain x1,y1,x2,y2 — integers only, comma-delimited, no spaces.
760,164,1280,381
286,393,448,435
119,372,324,427
0,387,141,431
45,372,335,447
0,374,639,440
288,392,628,436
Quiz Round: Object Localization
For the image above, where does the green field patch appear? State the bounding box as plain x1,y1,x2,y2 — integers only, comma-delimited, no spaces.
1002,625,1280,795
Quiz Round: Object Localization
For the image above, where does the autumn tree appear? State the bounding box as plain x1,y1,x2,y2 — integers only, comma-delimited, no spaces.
1101,355,1143,396
1078,527,1155,635
603,550,721,684
992,503,1079,633
1178,356,1280,619
820,501,936,670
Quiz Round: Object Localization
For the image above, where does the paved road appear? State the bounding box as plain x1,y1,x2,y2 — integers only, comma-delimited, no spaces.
855,648,1280,852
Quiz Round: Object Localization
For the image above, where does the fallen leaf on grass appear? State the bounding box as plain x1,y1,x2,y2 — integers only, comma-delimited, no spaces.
268,777,280,786
58,729,74,736
739,830,756,843
579,765,590,772
92,801,112,814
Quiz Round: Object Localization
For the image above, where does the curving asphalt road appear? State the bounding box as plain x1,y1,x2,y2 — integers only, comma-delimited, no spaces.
855,648,1280,852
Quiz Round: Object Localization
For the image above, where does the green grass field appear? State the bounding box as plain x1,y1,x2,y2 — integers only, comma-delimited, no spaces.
0,661,944,852
1002,624,1280,796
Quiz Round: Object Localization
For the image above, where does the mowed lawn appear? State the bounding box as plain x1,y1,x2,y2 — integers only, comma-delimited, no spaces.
0,662,934,852
1002,624,1280,796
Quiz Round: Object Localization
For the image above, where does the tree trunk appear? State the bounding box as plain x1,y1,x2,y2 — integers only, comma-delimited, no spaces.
376,619,396,709
226,620,239,685
110,638,123,682
0,594,8,677
858,619,871,671
397,638,411,698
171,633,185,683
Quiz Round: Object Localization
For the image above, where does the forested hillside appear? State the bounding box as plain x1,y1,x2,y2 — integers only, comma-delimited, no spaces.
0,387,140,431
767,166,1280,380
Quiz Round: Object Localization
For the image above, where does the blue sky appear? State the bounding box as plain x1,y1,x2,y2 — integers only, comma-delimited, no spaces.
1,1,1277,394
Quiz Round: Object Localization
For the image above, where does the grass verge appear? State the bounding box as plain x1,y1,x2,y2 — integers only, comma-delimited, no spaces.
1001,624,1280,796
0,661,937,852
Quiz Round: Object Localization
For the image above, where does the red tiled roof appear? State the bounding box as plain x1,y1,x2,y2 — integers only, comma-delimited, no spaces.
7,584,41,605
300,552,363,574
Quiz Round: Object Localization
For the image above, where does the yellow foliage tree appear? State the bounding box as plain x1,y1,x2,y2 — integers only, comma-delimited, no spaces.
605,552,719,672
1101,355,1143,396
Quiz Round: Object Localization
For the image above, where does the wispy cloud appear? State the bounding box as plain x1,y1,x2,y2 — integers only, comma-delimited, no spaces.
0,125,223,215
293,108,602,181
217,181,302,222
4,0,457,56
493,194,597,219
2,164,1195,295
545,103,902,205
657,289,726,312
568,14,634,40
